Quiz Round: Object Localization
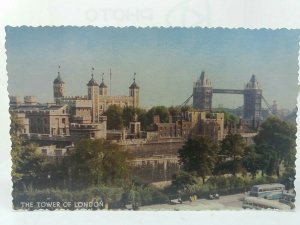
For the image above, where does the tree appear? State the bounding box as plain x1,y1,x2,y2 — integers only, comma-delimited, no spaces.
219,111,240,133
223,111,239,123
181,105,192,113
122,106,148,130
218,134,246,176
171,171,198,191
168,105,191,121
255,141,278,176
281,142,296,189
70,139,131,188
242,145,260,178
136,108,148,130
10,113,45,190
12,143,45,190
122,106,137,127
147,106,170,124
10,113,24,136
178,135,217,183
104,105,124,130
168,106,180,117
254,117,296,177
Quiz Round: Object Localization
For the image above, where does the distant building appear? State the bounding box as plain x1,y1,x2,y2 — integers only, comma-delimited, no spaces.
54,68,140,123
146,111,224,143
38,145,69,157
147,114,192,139
185,111,224,143
10,103,70,136
70,118,107,140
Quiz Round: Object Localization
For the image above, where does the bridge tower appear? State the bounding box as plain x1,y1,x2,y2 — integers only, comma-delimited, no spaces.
193,71,213,110
243,74,262,126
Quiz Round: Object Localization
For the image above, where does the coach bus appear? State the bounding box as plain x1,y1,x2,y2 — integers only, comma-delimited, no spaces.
242,197,291,210
249,183,285,199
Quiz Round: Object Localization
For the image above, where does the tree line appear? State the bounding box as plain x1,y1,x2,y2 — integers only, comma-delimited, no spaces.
104,105,192,130
11,127,130,190
178,117,296,187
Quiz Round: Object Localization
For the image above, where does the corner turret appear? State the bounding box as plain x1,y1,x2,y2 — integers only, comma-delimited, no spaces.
99,73,108,96
129,72,140,107
53,65,65,103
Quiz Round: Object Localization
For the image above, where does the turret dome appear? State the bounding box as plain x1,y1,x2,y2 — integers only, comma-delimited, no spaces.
99,77,108,88
129,81,140,89
129,73,140,89
87,68,98,86
53,73,64,84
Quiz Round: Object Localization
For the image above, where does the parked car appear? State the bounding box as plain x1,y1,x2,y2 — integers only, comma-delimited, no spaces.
208,193,220,200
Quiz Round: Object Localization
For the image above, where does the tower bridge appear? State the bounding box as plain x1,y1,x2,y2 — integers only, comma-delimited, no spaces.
192,71,263,126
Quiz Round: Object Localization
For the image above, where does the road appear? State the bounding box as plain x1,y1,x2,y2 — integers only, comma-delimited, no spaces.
139,193,245,211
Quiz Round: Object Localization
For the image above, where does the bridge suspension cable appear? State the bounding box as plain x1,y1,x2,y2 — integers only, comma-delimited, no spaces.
261,95,277,116
179,94,193,108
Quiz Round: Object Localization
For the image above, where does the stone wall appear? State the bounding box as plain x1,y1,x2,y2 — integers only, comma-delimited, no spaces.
120,138,185,183
22,135,185,184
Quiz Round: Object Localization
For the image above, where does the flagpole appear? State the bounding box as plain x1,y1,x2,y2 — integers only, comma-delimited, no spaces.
110,68,112,96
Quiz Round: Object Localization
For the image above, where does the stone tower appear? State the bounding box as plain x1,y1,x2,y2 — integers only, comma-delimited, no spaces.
99,73,108,96
243,74,262,127
87,68,99,123
193,71,213,110
129,73,140,108
53,66,65,103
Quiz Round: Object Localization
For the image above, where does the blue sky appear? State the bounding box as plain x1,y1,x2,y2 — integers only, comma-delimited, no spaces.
5,27,299,110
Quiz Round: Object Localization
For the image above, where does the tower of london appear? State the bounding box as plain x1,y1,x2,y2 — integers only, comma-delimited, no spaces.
54,67,140,124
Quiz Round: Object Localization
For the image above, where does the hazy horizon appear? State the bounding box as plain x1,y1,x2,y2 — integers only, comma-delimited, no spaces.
6,27,300,110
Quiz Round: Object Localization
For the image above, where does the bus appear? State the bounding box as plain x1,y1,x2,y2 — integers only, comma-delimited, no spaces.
242,197,291,210
264,192,284,200
249,183,285,199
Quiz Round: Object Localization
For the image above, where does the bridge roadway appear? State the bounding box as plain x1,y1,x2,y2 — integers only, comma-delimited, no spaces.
212,89,244,94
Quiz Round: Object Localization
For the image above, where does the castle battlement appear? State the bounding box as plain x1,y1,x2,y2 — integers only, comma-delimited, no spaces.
99,95,133,101
60,99,92,107
62,95,88,100
70,123,104,130
69,95,87,99
14,109,51,114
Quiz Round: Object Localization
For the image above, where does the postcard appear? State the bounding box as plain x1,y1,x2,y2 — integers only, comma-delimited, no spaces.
6,27,298,211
